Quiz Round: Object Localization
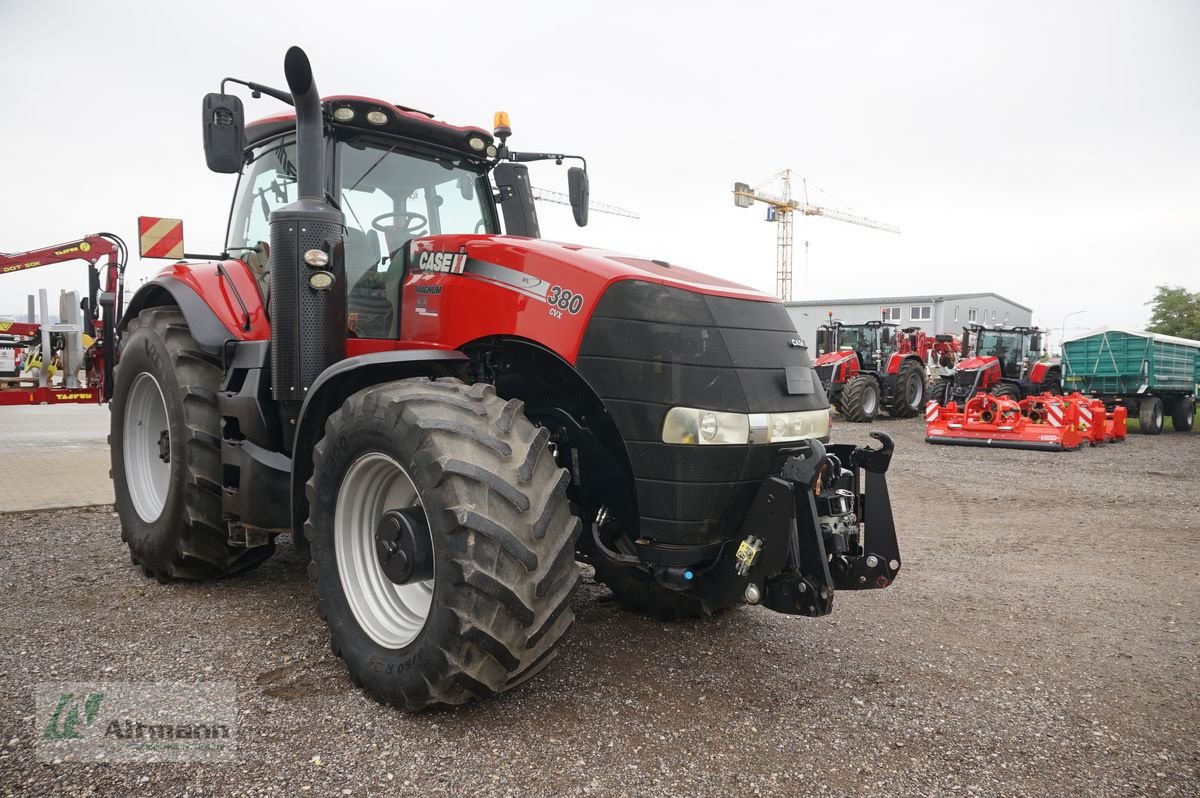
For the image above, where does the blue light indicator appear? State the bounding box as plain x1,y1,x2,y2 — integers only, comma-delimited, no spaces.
683,570,694,581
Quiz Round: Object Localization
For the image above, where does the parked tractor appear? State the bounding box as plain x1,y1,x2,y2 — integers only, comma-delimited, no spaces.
107,48,902,711
930,324,1061,406
812,320,929,421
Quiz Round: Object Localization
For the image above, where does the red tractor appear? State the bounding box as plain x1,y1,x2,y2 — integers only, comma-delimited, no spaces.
930,324,1061,406
812,320,929,421
108,48,901,711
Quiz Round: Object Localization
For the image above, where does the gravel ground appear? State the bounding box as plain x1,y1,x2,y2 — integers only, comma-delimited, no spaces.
0,418,1197,796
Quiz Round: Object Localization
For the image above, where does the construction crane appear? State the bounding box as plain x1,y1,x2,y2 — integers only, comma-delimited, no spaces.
733,169,899,301
532,187,640,219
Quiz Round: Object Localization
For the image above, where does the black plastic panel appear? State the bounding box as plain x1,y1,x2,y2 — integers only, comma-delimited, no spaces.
577,280,832,546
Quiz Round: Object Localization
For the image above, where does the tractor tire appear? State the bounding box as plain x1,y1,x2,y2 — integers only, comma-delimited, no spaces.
839,374,880,422
927,377,951,407
111,308,274,581
1170,396,1194,432
990,382,1021,402
886,360,926,417
1138,396,1164,435
1040,372,1063,396
304,378,582,711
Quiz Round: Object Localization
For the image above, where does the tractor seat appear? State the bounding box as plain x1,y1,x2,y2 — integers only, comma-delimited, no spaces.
346,229,393,338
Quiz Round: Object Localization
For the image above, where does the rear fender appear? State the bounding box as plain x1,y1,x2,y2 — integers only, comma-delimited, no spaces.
289,349,469,536
120,260,267,355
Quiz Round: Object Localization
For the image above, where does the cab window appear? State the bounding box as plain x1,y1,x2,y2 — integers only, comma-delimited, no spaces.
227,136,297,252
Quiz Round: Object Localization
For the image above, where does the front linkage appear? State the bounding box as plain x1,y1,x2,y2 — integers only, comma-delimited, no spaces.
709,431,901,616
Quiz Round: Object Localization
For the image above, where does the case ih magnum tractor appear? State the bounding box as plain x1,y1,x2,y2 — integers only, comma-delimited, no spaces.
110,48,900,711
930,324,1061,406
812,320,928,422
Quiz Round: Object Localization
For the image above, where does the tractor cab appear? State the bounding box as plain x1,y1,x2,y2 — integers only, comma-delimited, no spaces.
934,325,1059,405
966,325,1045,381
816,320,898,372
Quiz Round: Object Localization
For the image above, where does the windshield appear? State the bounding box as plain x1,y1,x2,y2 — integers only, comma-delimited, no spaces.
226,135,498,339
838,325,877,354
339,139,495,337
977,331,1033,363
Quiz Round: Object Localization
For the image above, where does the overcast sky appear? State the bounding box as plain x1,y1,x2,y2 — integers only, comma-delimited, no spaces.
2,1,1197,347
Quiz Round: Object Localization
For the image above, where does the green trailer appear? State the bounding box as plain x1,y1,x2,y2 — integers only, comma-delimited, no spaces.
1062,327,1199,435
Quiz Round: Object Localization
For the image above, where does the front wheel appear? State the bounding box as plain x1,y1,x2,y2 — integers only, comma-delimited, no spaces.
839,375,880,422
990,382,1021,401
886,360,926,417
305,378,582,711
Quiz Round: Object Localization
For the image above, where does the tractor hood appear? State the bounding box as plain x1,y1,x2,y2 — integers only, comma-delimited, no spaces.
411,235,775,304
956,354,998,371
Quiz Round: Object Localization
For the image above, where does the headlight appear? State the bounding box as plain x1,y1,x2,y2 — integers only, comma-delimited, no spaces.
662,408,750,445
662,407,830,445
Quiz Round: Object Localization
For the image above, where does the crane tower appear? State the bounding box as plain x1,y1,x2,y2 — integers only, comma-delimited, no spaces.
733,170,899,301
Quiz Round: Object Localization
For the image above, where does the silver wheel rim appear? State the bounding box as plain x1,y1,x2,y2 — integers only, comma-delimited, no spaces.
862,385,878,416
334,453,433,649
124,372,171,523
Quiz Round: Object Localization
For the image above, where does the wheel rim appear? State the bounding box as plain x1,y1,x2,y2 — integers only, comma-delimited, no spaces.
124,372,172,523
907,373,923,409
862,385,878,416
334,453,433,649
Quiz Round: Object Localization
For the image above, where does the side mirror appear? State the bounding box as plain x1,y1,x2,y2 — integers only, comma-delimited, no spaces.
1030,334,1042,353
203,93,245,174
567,166,589,227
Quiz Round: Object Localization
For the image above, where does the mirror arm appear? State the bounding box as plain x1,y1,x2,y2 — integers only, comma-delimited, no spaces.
220,77,295,107
506,151,587,171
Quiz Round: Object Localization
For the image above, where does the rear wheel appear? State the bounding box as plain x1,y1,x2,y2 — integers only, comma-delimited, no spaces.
1170,396,1194,432
886,360,926,417
111,308,274,581
305,378,582,711
839,375,880,422
1139,396,1164,435
990,382,1021,401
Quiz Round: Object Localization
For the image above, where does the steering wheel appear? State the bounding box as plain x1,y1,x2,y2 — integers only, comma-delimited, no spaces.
371,211,428,237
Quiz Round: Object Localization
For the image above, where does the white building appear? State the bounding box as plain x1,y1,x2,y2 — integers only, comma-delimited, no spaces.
784,292,1033,348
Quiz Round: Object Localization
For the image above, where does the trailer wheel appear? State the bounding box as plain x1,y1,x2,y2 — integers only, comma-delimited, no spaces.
990,382,1021,402
839,375,880,422
1170,396,1194,432
305,378,582,711
1138,396,1164,435
111,308,274,580
886,360,926,417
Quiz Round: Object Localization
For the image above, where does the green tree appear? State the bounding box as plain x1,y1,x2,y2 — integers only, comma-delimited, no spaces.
1146,285,1200,340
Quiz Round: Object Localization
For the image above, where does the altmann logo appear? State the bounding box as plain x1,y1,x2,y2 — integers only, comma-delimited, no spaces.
415,249,468,274
36,681,237,763
43,692,104,740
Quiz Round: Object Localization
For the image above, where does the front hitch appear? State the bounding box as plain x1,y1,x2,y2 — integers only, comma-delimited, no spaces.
709,431,902,617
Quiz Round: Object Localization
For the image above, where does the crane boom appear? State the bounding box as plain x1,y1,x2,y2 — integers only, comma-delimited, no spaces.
531,187,640,219
732,170,899,300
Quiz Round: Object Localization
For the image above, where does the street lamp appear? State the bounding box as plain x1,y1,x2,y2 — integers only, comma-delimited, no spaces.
1060,310,1086,353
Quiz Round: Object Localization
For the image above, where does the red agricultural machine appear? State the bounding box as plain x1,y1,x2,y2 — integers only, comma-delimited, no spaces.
813,318,957,422
929,324,1061,407
0,234,126,405
103,47,902,711
925,391,1127,451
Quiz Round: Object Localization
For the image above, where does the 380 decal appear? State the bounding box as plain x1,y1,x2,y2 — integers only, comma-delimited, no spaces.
546,285,585,316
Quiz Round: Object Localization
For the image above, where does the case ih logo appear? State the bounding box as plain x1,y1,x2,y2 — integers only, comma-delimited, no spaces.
415,249,467,274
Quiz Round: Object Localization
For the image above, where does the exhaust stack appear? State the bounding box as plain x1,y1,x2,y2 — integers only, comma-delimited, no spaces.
268,46,346,434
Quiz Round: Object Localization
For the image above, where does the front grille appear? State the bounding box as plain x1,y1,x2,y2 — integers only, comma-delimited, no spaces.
814,364,835,383
955,369,978,388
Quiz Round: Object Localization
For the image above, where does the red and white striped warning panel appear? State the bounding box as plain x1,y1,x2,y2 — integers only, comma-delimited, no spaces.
1046,402,1065,427
925,401,939,422
1078,403,1093,428
138,217,185,259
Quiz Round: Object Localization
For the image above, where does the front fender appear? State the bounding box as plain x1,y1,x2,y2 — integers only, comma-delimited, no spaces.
289,349,470,536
